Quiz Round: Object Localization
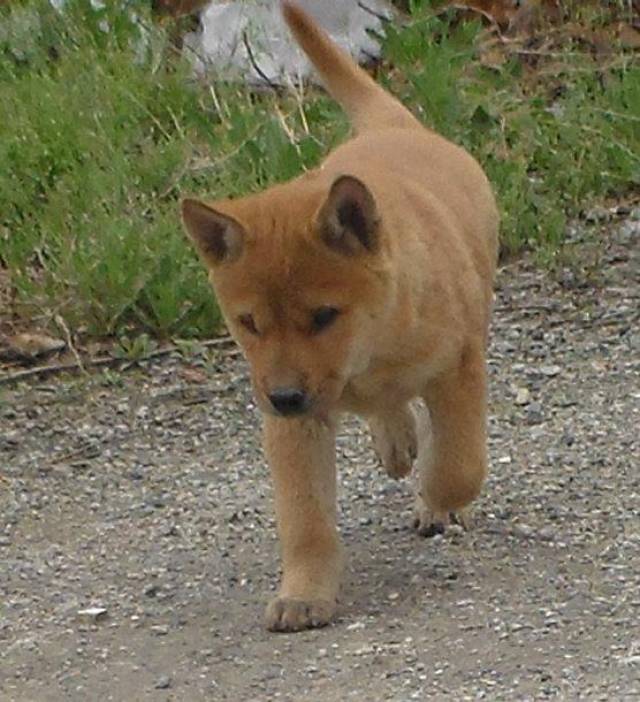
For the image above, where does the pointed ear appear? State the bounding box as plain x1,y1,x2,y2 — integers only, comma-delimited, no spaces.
181,198,245,265
316,175,380,255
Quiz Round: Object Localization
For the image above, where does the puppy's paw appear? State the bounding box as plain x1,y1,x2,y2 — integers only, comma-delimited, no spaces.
265,597,336,632
387,435,418,479
412,498,469,538
370,408,418,480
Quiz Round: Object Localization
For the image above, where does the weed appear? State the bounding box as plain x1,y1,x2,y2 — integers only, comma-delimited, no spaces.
114,333,157,361
99,368,125,388
173,338,207,362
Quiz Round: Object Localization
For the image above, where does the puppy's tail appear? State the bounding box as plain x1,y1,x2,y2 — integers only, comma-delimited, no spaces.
281,1,419,133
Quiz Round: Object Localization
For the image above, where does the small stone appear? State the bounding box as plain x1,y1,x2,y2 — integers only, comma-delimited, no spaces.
161,524,179,537
154,675,171,689
526,402,544,425
515,387,530,405
77,607,108,623
538,528,555,542
346,621,365,631
617,219,640,243
584,206,610,222
540,365,562,377
151,625,169,636
513,525,533,538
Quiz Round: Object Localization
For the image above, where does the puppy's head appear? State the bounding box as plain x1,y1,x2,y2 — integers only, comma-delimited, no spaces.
182,175,391,418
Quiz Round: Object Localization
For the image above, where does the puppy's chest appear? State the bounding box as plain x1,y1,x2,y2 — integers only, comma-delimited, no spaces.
340,362,428,414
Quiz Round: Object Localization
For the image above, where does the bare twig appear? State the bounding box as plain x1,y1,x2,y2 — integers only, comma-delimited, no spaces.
160,120,268,198
159,159,192,199
446,3,501,31
273,104,303,158
0,356,124,387
494,303,557,313
579,124,640,163
360,49,379,64
297,91,310,135
0,336,236,388
166,104,185,140
242,30,279,90
357,1,392,24
591,107,640,123
284,71,311,136
105,72,174,142
54,314,87,376
208,84,230,125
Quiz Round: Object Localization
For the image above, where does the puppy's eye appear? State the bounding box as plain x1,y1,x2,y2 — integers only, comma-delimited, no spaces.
311,306,339,333
238,314,258,335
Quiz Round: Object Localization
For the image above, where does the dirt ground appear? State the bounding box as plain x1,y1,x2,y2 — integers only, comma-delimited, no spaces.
1,213,639,701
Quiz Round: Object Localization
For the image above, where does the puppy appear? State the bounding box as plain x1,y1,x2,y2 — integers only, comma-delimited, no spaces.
182,1,498,632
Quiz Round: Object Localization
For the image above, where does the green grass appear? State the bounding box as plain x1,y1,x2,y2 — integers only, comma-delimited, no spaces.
0,0,638,340
383,7,640,255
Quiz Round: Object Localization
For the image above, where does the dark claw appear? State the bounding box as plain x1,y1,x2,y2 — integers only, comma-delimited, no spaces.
417,521,445,538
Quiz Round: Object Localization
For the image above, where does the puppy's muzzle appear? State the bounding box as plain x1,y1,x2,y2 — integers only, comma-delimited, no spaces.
268,387,310,417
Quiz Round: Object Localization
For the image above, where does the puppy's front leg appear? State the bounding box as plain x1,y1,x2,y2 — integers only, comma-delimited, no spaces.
263,415,343,632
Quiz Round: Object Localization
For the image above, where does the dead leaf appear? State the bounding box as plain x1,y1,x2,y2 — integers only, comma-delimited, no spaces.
508,0,541,36
480,45,508,67
507,0,562,37
445,1,518,29
179,367,209,384
618,23,640,49
151,0,209,19
568,25,617,61
0,333,65,363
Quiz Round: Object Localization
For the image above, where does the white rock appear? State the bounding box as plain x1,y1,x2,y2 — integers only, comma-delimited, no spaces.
186,0,395,86
77,607,108,622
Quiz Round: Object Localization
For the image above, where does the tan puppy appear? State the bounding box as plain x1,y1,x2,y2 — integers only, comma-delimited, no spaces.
182,1,499,632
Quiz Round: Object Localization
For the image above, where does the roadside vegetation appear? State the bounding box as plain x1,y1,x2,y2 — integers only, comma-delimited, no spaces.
1,0,638,341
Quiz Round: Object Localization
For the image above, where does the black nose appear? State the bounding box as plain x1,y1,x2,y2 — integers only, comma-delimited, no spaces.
269,388,309,416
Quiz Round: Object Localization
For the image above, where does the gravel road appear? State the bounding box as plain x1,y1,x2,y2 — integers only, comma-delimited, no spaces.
1,214,639,701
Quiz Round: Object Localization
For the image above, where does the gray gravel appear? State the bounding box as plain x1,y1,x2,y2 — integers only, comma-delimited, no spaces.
1,214,639,701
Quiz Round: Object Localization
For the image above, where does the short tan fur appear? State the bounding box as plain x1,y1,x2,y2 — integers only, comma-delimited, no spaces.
182,0,499,632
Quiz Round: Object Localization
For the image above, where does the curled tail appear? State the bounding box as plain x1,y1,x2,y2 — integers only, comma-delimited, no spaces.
281,1,419,133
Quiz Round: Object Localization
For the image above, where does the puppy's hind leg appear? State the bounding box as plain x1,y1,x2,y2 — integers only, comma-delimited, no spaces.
414,345,488,537
368,403,418,480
